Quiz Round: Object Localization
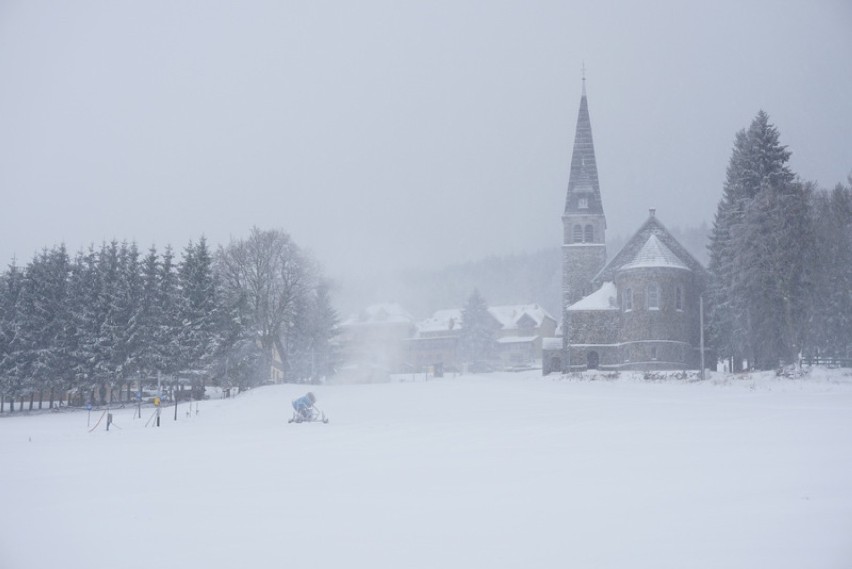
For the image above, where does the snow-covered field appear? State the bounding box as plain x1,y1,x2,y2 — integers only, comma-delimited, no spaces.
2,369,852,569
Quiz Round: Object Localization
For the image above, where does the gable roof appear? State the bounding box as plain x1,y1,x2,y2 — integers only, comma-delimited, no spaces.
488,304,555,330
594,212,708,284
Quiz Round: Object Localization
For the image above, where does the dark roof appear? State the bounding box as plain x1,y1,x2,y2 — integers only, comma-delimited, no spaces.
564,94,604,216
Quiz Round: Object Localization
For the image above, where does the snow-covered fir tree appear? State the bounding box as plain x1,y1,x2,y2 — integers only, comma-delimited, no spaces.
808,181,852,359
177,237,218,374
285,278,340,382
459,288,496,369
708,111,818,369
0,260,24,408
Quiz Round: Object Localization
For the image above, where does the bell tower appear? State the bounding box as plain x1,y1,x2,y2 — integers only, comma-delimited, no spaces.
562,74,607,308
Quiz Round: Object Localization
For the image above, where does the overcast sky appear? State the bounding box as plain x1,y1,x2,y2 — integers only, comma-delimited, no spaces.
1,1,850,284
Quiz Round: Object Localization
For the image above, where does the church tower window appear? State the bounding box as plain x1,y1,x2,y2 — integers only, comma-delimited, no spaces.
647,283,660,310
584,225,594,243
623,288,633,311
675,286,683,311
578,197,588,209
573,225,583,243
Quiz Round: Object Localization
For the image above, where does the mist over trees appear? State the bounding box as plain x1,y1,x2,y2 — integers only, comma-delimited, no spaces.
708,111,852,370
336,225,710,323
0,229,338,409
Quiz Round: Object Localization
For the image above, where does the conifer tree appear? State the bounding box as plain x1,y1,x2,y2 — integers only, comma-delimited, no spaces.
708,111,812,369
67,246,102,398
157,245,182,375
178,237,218,373
4,248,68,405
808,181,852,358
0,261,24,408
284,279,339,382
309,280,340,380
135,246,162,380
41,245,73,400
459,288,496,369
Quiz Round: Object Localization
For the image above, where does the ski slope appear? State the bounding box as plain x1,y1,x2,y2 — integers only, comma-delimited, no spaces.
2,369,852,569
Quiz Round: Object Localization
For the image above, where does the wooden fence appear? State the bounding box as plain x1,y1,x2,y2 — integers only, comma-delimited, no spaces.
800,356,852,368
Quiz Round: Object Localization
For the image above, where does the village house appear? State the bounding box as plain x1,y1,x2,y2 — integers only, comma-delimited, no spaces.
407,304,557,373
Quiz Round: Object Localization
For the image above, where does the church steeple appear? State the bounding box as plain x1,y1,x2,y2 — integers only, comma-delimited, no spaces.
564,81,603,215
562,75,608,308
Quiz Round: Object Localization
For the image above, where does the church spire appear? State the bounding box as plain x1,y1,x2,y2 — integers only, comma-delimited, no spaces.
564,74,603,216
561,75,608,307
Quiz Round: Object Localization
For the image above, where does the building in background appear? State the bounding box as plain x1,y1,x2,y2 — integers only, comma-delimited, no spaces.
407,304,557,373
337,303,416,379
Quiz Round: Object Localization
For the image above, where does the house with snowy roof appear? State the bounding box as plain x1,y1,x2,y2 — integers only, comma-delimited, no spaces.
543,80,709,373
489,304,558,369
408,304,557,372
407,309,463,372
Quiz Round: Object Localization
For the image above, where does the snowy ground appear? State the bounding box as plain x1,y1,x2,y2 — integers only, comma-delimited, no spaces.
2,368,852,569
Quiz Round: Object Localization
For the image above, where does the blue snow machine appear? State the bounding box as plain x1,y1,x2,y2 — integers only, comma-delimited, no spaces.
288,392,328,424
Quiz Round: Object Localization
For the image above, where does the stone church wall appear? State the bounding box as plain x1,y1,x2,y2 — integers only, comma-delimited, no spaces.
566,310,620,370
562,244,607,305
615,267,702,369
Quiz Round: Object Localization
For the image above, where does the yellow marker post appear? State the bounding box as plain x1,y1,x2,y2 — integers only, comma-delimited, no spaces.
153,396,161,427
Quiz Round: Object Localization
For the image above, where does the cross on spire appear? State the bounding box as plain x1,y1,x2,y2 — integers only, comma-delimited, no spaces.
581,62,586,96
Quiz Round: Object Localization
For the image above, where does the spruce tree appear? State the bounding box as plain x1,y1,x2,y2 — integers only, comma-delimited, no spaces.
0,261,24,408
67,246,102,400
708,111,811,369
178,237,218,374
808,181,852,359
459,288,496,370
157,245,182,375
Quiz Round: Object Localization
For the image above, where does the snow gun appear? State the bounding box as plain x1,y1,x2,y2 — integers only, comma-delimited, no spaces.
288,392,328,424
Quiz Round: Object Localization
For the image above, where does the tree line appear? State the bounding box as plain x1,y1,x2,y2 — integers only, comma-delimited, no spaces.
708,111,852,370
0,227,338,409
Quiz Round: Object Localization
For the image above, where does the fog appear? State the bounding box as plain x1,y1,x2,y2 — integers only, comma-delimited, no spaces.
1,1,850,285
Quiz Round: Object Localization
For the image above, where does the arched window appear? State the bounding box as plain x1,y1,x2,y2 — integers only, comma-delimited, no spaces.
647,283,660,310
623,288,633,311
675,286,683,311
584,225,594,243
573,225,583,243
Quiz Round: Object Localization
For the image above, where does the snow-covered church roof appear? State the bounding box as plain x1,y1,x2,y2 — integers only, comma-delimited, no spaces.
594,212,707,284
567,281,618,311
619,234,690,272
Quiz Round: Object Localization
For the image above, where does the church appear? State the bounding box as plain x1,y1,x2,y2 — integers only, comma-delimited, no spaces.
543,81,709,373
